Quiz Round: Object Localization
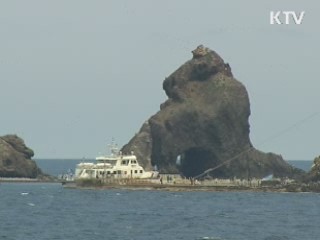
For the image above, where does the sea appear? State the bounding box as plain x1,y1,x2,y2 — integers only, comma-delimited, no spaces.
1,160,319,240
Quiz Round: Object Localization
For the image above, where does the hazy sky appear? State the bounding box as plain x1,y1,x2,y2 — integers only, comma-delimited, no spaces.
1,1,319,160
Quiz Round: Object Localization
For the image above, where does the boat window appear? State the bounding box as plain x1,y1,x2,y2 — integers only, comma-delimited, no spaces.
98,160,115,165
113,171,116,174
134,170,138,174
140,170,143,173
121,160,126,165
117,170,121,174
107,171,110,174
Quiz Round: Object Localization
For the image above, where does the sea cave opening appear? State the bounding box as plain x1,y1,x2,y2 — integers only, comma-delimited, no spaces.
179,147,222,178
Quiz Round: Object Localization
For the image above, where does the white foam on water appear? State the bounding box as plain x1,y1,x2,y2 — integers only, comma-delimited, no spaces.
198,237,222,240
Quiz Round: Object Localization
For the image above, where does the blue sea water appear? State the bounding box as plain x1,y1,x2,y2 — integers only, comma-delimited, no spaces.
1,182,320,240
287,160,313,172
1,159,317,240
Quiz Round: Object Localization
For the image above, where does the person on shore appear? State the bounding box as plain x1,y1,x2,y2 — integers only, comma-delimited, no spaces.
190,178,194,185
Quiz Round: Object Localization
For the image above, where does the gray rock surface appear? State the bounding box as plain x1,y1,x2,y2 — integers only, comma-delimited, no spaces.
308,156,320,181
122,45,302,179
0,135,42,178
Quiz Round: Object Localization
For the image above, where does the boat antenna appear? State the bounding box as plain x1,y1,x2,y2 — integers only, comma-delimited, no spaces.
108,137,119,156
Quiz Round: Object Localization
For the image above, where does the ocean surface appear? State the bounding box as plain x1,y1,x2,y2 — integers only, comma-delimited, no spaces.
1,160,318,240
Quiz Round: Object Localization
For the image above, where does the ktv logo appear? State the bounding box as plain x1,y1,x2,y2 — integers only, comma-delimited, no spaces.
270,11,305,25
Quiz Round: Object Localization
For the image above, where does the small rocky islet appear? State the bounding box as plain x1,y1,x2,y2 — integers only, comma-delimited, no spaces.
0,134,41,178
1,45,320,191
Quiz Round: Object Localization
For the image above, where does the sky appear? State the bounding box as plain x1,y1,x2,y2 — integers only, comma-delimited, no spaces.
0,1,319,160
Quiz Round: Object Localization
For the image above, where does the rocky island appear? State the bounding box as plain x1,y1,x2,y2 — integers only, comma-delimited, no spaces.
307,156,320,181
122,45,303,180
0,134,43,178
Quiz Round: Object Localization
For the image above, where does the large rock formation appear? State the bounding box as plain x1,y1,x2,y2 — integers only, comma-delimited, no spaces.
0,135,42,178
308,156,320,181
122,45,302,179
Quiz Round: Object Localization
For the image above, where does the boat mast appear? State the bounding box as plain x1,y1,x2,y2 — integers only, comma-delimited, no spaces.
108,138,119,157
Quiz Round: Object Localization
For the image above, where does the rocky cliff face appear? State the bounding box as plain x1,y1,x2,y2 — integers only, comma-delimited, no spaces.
0,135,42,178
122,45,301,179
308,156,320,181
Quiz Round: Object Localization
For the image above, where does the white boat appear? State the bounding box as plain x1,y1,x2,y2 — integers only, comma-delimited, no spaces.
74,142,159,180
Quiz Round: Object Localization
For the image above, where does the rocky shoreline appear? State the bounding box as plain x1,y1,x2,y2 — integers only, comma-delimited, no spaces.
63,183,320,193
2,176,319,193
62,179,320,193
0,176,58,183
